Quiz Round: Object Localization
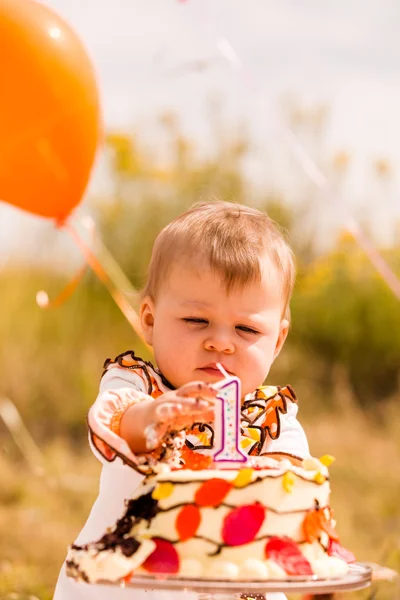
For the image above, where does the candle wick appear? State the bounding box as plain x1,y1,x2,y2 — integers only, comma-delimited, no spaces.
216,363,230,379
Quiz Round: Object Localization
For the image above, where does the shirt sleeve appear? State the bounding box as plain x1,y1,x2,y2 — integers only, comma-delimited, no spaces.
87,362,186,476
263,401,310,460
88,365,152,472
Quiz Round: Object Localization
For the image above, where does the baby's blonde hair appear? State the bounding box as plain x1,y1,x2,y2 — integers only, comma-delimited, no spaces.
142,201,296,320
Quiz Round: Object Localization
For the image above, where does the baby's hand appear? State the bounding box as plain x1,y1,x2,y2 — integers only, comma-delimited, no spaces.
144,381,217,450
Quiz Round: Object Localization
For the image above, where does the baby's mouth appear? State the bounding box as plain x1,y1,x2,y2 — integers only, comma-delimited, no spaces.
198,364,234,377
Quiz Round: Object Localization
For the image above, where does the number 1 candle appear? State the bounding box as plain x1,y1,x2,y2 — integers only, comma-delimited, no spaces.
212,366,248,463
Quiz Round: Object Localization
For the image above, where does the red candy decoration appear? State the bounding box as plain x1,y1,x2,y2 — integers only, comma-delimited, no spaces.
222,504,266,546
194,478,232,507
176,504,201,541
265,537,313,575
142,538,180,574
328,540,356,563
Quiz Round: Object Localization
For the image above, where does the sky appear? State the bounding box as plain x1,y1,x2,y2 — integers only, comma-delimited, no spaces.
1,0,400,265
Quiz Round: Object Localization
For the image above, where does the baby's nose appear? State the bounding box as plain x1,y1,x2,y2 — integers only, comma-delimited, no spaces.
204,335,235,354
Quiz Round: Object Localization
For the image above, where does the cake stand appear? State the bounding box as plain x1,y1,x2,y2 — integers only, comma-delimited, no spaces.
96,563,372,598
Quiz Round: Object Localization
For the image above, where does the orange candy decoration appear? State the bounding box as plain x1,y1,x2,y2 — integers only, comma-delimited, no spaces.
0,0,101,222
194,478,232,507
122,570,134,584
303,508,340,544
180,445,212,471
175,504,201,541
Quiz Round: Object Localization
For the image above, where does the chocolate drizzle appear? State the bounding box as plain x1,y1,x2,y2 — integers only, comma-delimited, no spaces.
158,471,329,487
66,559,90,582
158,475,261,487
185,422,215,450
157,501,330,517
99,534,140,557
142,533,313,558
125,491,160,522
70,491,160,558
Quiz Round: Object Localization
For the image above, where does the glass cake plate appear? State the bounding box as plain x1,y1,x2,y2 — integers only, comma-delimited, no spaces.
95,563,372,597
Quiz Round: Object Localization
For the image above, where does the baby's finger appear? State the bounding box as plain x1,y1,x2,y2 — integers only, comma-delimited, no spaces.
177,381,218,400
170,406,215,430
190,408,215,423
178,397,214,413
155,402,182,419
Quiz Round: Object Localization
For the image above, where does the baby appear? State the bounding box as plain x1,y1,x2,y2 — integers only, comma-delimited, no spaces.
54,201,309,600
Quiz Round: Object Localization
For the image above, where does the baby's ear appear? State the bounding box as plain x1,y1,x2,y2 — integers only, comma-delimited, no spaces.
140,296,155,345
273,319,289,360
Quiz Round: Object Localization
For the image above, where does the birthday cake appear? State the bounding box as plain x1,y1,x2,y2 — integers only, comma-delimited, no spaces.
66,456,355,583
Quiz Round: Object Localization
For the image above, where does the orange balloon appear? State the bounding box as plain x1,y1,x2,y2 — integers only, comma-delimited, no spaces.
0,0,101,222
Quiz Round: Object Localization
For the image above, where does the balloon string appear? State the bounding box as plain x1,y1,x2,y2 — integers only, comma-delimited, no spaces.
63,221,150,349
36,219,95,308
280,126,400,299
36,264,87,309
80,217,140,302
345,219,400,299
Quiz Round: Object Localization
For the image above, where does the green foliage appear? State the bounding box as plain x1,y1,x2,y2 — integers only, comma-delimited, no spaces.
291,234,400,406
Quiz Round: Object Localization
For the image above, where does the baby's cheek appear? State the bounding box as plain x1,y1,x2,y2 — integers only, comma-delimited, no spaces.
156,349,187,388
244,351,271,390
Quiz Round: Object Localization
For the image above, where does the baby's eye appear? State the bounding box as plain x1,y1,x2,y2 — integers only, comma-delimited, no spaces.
182,318,209,325
236,325,260,335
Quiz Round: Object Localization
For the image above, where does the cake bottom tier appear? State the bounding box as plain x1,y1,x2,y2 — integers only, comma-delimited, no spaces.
66,537,350,584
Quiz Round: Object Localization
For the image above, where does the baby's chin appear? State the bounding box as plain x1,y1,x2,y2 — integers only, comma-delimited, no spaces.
168,368,221,389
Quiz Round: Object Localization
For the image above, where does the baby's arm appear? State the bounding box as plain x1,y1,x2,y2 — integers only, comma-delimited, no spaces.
88,363,216,468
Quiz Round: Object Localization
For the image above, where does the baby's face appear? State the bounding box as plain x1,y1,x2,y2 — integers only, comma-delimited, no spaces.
140,257,289,397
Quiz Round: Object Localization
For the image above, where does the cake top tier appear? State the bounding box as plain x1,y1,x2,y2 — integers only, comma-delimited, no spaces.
156,455,331,482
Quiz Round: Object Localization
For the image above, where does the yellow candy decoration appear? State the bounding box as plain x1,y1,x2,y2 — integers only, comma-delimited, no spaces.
282,471,296,493
314,471,326,485
319,454,335,467
232,468,254,488
151,482,174,500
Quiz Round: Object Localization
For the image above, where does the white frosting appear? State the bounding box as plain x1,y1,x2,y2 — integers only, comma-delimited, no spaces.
300,542,350,578
68,540,155,583
239,558,270,579
312,557,349,578
301,540,327,562
210,560,240,579
264,560,288,579
180,559,204,578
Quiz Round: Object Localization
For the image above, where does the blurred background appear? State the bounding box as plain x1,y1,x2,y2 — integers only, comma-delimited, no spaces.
0,1,399,598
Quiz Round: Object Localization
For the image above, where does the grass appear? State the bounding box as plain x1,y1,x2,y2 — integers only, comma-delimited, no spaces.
0,403,399,599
